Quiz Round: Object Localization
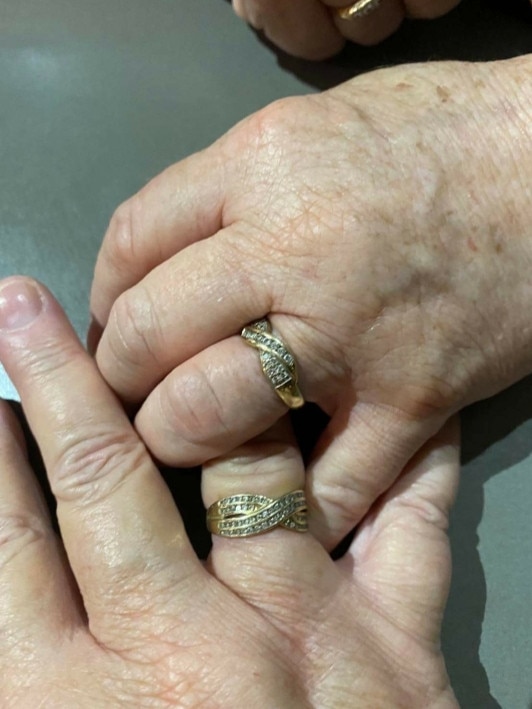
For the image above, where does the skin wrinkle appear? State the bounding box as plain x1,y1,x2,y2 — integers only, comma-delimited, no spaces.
234,581,335,707
93,619,278,708
0,513,48,564
111,290,163,372
161,363,232,445
51,428,148,505
306,606,433,709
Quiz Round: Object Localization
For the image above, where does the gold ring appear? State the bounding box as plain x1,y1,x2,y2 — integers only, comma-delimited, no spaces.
335,0,382,20
206,490,308,538
241,319,304,409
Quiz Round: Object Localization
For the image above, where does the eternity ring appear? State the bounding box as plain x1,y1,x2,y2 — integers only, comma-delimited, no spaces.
241,319,304,409
206,490,308,538
335,0,382,20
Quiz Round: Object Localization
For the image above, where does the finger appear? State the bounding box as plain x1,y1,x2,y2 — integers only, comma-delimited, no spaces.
306,399,450,550
90,147,226,332
327,0,405,46
404,0,461,19
135,335,286,466
346,417,460,644
203,417,339,623
0,277,204,646
0,400,82,657
95,225,270,404
233,0,345,60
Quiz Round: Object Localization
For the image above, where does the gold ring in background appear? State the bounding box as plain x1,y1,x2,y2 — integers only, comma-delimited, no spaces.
207,490,308,538
241,319,304,409
335,0,382,20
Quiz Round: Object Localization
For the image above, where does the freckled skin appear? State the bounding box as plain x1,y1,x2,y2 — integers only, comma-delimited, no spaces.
436,85,451,102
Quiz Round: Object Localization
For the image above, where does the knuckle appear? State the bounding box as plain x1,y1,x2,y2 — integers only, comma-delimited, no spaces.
240,96,302,158
16,338,84,391
399,374,459,419
104,197,142,276
232,0,247,20
107,289,160,371
161,366,230,458
52,427,149,505
234,0,267,29
315,474,378,528
394,488,450,531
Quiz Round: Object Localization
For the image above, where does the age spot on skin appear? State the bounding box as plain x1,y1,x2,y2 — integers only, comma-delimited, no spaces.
395,82,414,91
436,85,451,103
467,236,478,253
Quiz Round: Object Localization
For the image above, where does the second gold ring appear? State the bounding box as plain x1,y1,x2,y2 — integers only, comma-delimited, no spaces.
241,318,304,409
335,0,382,20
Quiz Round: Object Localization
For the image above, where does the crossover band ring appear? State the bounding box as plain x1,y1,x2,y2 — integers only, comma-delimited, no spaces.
206,489,308,538
335,0,382,20
241,318,305,409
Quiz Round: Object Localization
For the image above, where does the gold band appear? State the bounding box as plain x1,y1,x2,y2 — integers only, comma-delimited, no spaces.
336,0,382,20
206,490,308,538
241,319,304,409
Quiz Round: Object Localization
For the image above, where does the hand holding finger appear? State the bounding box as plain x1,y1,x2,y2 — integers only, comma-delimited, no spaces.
0,279,460,706
92,59,532,554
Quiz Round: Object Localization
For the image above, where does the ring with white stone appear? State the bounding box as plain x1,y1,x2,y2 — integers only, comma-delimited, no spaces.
241,319,305,409
206,490,308,537
335,0,382,20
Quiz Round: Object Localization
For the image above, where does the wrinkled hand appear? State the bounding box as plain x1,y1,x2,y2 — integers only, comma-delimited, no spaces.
231,0,461,59
0,277,459,709
90,57,532,548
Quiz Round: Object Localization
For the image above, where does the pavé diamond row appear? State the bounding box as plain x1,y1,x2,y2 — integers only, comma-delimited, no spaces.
206,490,308,537
241,318,305,409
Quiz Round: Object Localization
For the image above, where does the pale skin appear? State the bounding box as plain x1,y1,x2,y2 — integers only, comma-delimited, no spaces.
90,57,532,550
0,277,459,708
231,0,462,59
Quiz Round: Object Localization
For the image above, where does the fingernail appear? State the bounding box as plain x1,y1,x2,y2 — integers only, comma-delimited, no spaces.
0,279,43,331
87,316,103,356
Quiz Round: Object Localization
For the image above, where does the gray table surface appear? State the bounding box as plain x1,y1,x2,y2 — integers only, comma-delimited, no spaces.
1,1,532,707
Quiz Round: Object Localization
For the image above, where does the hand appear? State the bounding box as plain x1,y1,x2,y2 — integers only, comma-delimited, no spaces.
0,277,459,709
231,0,461,59
90,57,532,549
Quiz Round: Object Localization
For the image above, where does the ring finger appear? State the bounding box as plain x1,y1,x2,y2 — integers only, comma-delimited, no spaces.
134,335,288,466
203,417,338,620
